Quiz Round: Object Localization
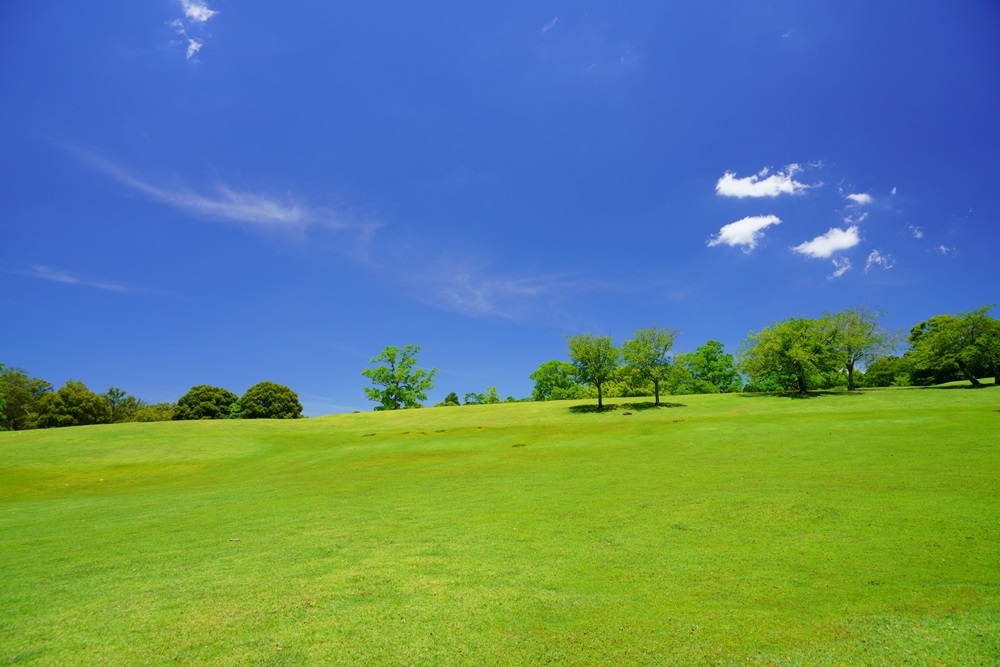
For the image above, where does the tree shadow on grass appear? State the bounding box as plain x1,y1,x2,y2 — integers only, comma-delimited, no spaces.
914,379,998,390
569,401,685,414
738,390,867,400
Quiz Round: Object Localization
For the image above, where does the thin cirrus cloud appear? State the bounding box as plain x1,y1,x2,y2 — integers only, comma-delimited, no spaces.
20,265,138,294
76,150,338,231
829,257,852,280
707,215,782,251
715,164,815,198
845,193,873,205
865,249,895,272
791,226,861,259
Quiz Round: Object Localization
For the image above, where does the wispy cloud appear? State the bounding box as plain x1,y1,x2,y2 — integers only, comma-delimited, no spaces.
707,215,781,252
864,249,895,272
843,211,869,224
171,0,218,60
908,225,924,239
19,265,140,294
829,257,852,280
715,164,816,198
791,226,861,258
936,245,956,256
541,17,559,33
846,192,873,205
76,151,344,232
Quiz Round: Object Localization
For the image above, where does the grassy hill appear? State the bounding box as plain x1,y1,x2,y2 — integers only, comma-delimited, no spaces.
2,387,998,665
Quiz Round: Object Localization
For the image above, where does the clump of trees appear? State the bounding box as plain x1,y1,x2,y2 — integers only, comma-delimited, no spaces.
173,382,303,419
0,364,176,430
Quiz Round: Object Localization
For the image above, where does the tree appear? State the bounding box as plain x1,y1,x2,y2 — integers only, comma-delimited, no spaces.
173,385,239,420
103,387,128,423
680,340,743,393
566,334,620,409
859,355,913,387
621,327,678,406
132,402,176,422
908,306,999,386
0,363,6,431
34,380,111,428
362,345,437,410
826,306,900,390
529,360,588,401
436,392,461,407
739,317,838,394
0,367,53,431
235,381,303,419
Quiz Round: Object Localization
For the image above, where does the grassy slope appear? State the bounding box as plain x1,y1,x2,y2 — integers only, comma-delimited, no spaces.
1,388,998,666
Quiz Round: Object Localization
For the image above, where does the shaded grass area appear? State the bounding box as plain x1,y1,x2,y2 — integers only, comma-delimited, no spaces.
1,390,999,665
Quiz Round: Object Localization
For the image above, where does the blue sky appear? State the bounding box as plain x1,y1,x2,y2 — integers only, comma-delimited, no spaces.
2,1,998,414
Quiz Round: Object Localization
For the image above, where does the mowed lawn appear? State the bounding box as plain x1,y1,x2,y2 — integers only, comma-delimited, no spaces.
1,387,998,666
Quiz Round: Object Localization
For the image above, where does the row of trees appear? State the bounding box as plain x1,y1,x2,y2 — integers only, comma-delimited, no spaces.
0,364,176,430
0,364,304,430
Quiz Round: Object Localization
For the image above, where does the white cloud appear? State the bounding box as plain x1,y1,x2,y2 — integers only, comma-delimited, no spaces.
707,215,781,251
791,226,861,258
891,187,898,195
936,245,956,256
180,0,218,23
908,225,924,239
21,266,139,294
844,211,869,224
186,39,203,59
864,249,895,272
541,17,559,33
846,193,873,205
829,257,852,279
715,164,815,198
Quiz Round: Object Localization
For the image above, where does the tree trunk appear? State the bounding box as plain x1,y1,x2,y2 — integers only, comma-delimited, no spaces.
653,379,660,406
847,362,856,391
956,359,981,386
596,382,603,409
797,374,808,394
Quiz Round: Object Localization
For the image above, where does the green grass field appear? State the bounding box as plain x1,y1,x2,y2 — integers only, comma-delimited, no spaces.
2,386,998,666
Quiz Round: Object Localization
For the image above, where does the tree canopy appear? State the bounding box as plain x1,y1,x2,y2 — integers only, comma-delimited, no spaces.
566,334,620,409
826,306,899,390
908,305,999,386
739,317,838,394
529,360,587,401
173,385,239,420
362,345,437,410
33,380,110,429
236,381,303,419
678,340,743,393
621,327,677,406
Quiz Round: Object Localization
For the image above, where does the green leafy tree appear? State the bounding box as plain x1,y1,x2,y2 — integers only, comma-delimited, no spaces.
908,306,999,386
681,340,743,393
362,345,437,410
566,334,620,409
103,387,128,423
34,380,111,428
436,392,461,407
133,402,176,422
739,317,838,394
173,385,239,420
860,356,913,387
621,327,677,406
236,381,303,419
0,367,53,431
529,360,588,401
826,306,900,390
0,363,6,431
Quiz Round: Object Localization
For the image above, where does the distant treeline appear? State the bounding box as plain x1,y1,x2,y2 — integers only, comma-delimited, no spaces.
0,371,302,431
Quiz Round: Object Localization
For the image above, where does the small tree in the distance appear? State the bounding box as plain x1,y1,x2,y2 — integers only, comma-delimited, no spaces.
566,334,620,409
362,345,437,410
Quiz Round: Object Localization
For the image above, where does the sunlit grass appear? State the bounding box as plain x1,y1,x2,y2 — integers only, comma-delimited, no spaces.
1,387,998,665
